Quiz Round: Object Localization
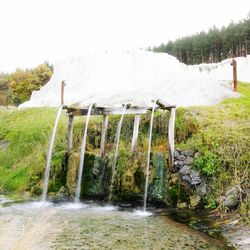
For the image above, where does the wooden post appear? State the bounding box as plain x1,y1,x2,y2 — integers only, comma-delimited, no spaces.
61,80,65,105
131,115,140,152
67,115,74,153
100,115,109,158
168,107,176,169
231,59,238,92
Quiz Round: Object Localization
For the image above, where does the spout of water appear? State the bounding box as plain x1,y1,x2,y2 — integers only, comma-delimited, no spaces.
75,104,93,202
109,105,127,201
41,105,63,201
143,100,156,211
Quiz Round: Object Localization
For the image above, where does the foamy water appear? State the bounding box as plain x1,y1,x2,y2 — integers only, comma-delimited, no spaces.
133,209,153,217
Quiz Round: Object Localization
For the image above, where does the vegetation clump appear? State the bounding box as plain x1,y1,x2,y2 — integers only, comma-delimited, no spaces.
0,62,53,106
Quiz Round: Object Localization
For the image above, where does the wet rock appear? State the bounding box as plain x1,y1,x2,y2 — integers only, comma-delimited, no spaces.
57,186,69,200
150,153,168,203
66,152,109,199
66,152,79,196
223,186,241,210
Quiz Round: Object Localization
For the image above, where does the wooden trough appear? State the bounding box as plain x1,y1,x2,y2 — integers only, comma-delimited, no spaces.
63,101,176,169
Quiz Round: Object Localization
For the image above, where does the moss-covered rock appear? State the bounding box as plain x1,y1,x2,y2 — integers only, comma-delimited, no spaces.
150,153,168,205
66,151,110,199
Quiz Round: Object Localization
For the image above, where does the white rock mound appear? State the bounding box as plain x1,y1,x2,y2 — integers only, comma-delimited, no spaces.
19,51,250,108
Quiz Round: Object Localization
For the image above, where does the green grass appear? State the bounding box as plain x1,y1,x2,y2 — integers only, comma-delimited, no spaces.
0,107,67,194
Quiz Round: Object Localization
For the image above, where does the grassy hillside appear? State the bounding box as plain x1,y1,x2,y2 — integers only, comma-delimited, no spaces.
0,108,67,194
178,83,250,213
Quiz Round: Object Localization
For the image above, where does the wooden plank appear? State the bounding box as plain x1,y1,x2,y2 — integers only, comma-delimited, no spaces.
156,99,176,110
100,115,109,158
61,81,65,105
168,107,176,169
102,107,147,115
65,107,103,116
67,115,74,153
131,115,140,152
64,106,148,116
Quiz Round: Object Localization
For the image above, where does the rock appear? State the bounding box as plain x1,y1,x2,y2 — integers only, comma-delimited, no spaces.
184,156,194,165
179,165,191,175
177,202,188,209
178,154,186,161
183,150,195,157
194,152,200,158
174,150,180,158
57,186,69,199
179,165,202,185
197,182,207,195
48,186,69,201
0,140,8,150
170,173,179,184
189,171,202,185
223,186,241,210
174,160,184,167
190,195,200,208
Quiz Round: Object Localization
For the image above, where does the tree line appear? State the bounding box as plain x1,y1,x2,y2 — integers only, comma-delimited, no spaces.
149,13,250,65
0,62,53,106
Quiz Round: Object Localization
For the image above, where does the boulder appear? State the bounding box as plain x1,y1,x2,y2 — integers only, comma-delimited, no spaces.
179,165,202,185
183,156,194,165
223,186,241,210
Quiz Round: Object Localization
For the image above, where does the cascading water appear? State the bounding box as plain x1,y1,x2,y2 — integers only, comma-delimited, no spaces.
75,104,93,202
143,101,156,211
131,115,140,152
41,105,63,202
109,105,126,200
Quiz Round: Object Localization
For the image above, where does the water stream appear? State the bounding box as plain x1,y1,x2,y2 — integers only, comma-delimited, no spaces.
131,114,140,152
109,105,126,200
0,198,231,250
75,104,93,202
41,105,63,202
143,101,156,212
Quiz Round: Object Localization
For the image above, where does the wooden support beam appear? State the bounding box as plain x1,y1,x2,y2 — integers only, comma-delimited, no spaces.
156,99,176,110
67,115,74,153
168,107,176,169
64,106,148,116
131,115,140,152
231,59,238,92
61,81,65,105
100,115,109,158
102,107,147,115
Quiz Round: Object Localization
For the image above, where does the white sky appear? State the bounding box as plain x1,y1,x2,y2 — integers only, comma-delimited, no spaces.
0,0,249,72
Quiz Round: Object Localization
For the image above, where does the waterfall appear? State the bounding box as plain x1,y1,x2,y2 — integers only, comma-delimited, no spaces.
109,105,126,200
75,104,93,202
131,115,140,152
143,101,156,211
41,105,63,201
